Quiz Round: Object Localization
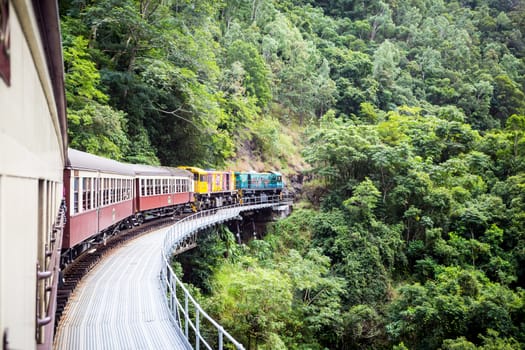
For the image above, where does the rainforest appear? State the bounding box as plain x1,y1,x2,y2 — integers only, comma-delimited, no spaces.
60,0,525,348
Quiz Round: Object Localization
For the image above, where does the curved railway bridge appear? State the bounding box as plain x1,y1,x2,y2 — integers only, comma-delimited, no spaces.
54,195,292,349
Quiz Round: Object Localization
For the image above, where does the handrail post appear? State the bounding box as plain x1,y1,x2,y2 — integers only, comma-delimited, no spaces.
195,309,200,350
218,327,223,350
184,291,189,338
171,277,175,312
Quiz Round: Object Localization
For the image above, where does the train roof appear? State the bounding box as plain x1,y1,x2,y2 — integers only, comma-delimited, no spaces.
234,170,282,176
130,163,171,176
131,164,192,178
164,167,193,178
66,148,136,176
179,166,232,175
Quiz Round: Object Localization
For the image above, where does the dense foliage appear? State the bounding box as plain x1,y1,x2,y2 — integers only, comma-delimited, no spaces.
61,0,525,348
181,109,525,349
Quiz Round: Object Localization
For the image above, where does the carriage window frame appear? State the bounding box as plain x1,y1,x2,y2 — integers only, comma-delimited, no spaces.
82,177,92,211
162,178,168,194
73,176,79,214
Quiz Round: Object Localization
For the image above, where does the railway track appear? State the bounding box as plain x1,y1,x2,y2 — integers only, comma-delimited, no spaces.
54,215,187,331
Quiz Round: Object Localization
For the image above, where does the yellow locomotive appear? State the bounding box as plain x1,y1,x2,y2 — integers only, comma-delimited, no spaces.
179,166,237,209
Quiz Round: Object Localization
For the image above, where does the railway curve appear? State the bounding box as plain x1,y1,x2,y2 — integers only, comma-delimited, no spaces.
53,195,292,349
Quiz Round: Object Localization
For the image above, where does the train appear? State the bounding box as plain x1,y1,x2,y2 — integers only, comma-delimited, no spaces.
0,2,285,348
63,148,284,264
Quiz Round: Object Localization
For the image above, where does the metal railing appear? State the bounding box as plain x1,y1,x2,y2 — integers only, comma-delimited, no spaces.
160,195,292,349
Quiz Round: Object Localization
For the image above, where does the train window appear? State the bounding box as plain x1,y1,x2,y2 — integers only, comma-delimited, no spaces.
110,178,115,204
140,179,145,196
73,177,79,214
107,178,111,205
146,179,150,196
106,178,110,205
120,179,124,201
90,178,94,208
155,179,161,195
108,179,111,204
101,178,105,206
104,178,109,206
114,179,118,203
114,178,117,203
100,178,104,206
82,177,91,211
94,178,100,208
89,178,93,209
163,178,169,194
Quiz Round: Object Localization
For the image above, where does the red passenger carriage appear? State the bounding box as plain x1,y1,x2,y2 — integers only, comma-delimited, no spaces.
132,164,194,219
63,149,136,253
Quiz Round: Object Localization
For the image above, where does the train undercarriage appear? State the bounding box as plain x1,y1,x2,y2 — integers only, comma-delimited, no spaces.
59,203,191,268
193,192,238,210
